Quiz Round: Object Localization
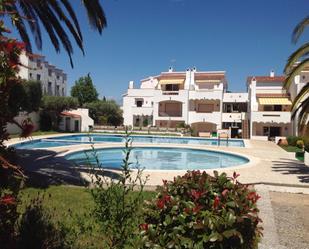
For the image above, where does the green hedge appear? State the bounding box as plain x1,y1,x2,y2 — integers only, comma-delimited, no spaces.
141,171,262,249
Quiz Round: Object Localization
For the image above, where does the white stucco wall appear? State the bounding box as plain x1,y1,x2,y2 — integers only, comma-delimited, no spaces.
6,112,40,134
69,108,94,132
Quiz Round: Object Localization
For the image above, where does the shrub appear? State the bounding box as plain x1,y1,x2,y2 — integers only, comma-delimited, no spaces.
296,140,304,149
89,131,148,248
143,119,149,127
39,111,52,131
287,136,301,146
17,195,68,249
141,171,262,249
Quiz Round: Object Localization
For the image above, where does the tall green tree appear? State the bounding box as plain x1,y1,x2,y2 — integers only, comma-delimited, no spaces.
71,73,99,106
41,95,78,130
0,0,107,67
284,16,309,134
7,80,42,126
84,99,123,126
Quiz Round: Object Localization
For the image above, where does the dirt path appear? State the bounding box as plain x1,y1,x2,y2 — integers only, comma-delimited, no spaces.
270,192,309,249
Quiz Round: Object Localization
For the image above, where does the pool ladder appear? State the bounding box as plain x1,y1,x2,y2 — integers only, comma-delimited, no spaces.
218,135,229,147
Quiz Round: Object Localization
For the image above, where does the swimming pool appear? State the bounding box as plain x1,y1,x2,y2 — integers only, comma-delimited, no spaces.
65,147,249,170
13,134,245,149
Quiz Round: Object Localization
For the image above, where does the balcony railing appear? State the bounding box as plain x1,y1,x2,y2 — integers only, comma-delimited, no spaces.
162,91,179,95
159,111,182,117
251,111,291,123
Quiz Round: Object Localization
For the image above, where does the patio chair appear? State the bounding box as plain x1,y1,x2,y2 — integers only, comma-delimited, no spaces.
199,132,211,138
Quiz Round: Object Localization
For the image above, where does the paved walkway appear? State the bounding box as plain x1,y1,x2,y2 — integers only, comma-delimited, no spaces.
7,136,309,248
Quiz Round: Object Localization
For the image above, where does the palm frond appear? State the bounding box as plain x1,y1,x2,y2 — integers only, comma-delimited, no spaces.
284,42,309,74
295,98,309,129
30,2,61,53
292,16,309,44
291,83,309,112
82,0,107,34
3,2,32,51
43,5,74,67
48,0,84,55
60,0,83,41
284,58,309,89
18,0,42,50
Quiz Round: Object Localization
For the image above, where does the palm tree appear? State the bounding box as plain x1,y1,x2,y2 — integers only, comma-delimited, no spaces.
284,16,309,134
0,0,107,67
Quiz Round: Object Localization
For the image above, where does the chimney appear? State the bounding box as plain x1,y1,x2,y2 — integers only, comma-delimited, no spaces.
192,67,197,72
129,80,134,89
270,70,275,77
168,66,173,72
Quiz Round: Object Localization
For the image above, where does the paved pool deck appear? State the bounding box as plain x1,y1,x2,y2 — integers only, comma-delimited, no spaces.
6,136,309,248
6,136,309,188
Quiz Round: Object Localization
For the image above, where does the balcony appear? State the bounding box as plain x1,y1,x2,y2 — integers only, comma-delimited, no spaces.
189,90,223,101
162,91,179,95
131,106,153,116
251,111,291,124
188,111,221,124
222,112,247,122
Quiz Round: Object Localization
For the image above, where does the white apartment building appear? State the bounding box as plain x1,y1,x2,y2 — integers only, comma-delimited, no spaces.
123,67,249,137
247,71,292,140
18,52,67,96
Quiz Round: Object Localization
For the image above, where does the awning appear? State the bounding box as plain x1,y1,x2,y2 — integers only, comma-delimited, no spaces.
195,79,221,83
159,79,184,84
258,98,292,105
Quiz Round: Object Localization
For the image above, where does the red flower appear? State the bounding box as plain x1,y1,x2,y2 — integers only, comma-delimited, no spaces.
222,189,229,197
163,195,171,203
192,204,201,213
191,189,203,200
246,192,261,203
213,196,220,209
184,207,191,214
139,223,149,231
233,172,240,179
1,194,16,205
156,199,165,209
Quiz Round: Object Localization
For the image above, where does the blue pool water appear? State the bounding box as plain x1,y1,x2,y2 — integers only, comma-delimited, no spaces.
65,147,249,170
13,134,245,149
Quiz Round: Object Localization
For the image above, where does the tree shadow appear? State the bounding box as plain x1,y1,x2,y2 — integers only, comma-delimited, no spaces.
16,149,121,189
272,158,309,183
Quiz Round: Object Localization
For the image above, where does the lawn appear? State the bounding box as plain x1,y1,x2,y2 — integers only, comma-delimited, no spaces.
279,145,304,161
10,130,63,138
19,185,156,249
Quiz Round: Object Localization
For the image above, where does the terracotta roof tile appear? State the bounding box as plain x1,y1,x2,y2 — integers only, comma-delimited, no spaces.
60,112,81,118
247,76,285,83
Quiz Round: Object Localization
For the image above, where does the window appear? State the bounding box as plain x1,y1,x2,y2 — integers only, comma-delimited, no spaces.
165,84,179,91
48,82,52,95
197,104,214,113
263,105,272,111
136,100,143,107
37,74,41,81
56,85,60,96
135,98,144,107
29,73,32,79
274,105,282,111
57,75,60,80
48,69,52,76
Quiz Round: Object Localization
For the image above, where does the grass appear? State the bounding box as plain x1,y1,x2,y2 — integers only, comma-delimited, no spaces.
279,145,303,153
279,145,305,162
19,185,156,248
10,130,62,138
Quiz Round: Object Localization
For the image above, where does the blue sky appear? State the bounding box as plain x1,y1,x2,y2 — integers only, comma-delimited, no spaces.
12,0,309,102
